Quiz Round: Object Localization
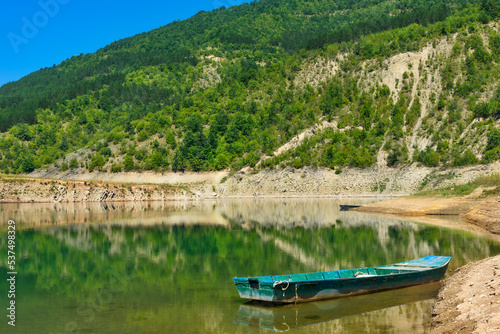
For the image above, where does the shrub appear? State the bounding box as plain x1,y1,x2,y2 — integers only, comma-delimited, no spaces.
99,147,112,157
21,155,35,173
453,149,479,166
487,128,500,150
122,155,133,171
474,102,492,118
145,152,165,170
137,130,148,142
111,164,122,173
417,148,440,167
89,154,105,172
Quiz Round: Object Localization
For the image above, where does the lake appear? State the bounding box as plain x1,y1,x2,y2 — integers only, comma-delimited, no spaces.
1,199,499,333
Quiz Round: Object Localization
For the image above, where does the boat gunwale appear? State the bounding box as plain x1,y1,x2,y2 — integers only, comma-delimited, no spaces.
233,256,452,286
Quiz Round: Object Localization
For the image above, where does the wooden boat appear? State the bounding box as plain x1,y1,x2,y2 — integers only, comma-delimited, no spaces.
339,204,363,211
233,256,451,303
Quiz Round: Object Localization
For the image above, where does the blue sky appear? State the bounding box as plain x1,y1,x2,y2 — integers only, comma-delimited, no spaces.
0,0,252,87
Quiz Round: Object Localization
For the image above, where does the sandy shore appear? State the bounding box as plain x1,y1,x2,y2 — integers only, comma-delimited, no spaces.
355,196,500,333
355,196,500,234
431,256,500,333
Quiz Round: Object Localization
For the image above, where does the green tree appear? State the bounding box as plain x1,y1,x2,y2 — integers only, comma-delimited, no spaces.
69,158,78,169
418,148,440,167
487,128,500,150
59,135,69,151
124,155,134,171
21,154,35,173
320,82,347,114
453,149,479,166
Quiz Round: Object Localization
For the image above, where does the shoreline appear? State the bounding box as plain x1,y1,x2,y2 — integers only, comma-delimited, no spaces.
354,196,500,235
2,173,500,331
354,196,500,333
431,255,500,333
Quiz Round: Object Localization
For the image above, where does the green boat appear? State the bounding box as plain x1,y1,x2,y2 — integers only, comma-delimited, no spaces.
233,256,451,303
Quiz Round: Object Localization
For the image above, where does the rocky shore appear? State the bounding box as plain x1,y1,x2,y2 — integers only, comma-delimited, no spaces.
0,176,194,203
0,160,495,203
431,256,500,334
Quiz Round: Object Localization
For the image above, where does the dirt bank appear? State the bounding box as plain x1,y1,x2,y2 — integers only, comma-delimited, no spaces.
355,197,500,235
221,163,500,197
462,201,500,234
24,161,500,198
355,197,481,216
0,176,197,203
30,169,228,185
431,255,500,334
357,196,500,333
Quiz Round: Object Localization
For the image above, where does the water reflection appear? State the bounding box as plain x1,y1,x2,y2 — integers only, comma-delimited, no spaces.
0,199,499,333
235,282,441,332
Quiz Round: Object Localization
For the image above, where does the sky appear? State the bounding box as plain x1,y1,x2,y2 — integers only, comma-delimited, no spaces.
0,0,252,88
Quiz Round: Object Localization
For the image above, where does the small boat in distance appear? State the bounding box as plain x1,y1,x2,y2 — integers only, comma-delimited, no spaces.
233,256,451,304
339,204,363,211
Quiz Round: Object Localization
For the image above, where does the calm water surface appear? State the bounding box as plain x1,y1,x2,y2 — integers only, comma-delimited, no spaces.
1,199,500,334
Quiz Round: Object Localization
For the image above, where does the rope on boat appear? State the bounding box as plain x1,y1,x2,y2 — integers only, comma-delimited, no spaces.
272,279,298,301
273,280,291,298
273,280,290,290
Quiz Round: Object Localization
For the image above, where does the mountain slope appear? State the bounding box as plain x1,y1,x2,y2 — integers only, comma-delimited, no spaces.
0,0,499,176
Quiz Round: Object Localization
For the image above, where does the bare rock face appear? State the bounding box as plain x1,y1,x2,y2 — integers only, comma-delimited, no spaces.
431,256,500,334
0,178,188,203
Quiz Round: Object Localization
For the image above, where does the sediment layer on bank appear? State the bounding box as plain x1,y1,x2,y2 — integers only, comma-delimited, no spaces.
0,177,192,203
23,161,500,198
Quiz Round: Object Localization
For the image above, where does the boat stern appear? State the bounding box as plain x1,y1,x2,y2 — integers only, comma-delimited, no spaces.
233,277,277,302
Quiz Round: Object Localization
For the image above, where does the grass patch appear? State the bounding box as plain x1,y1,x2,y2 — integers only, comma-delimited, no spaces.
413,173,500,198
0,174,33,184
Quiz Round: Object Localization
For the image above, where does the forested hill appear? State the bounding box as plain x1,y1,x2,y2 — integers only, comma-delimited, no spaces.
1,0,500,175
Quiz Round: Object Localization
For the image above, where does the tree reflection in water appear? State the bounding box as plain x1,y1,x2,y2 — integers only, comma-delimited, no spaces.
1,199,499,333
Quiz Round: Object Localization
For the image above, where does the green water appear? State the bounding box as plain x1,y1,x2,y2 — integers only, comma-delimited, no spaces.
1,199,500,333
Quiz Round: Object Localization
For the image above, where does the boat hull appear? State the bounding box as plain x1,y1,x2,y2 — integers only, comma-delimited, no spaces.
233,256,451,303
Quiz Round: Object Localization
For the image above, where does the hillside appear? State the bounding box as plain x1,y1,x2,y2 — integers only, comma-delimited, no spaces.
0,0,500,178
